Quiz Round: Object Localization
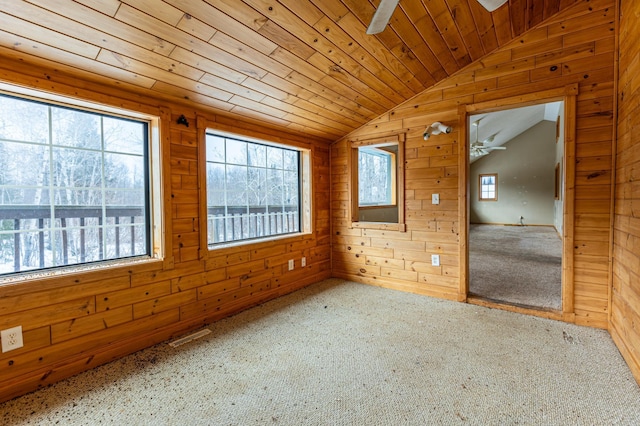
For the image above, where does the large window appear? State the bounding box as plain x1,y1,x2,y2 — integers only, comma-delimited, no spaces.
0,93,151,276
206,133,301,246
479,173,498,201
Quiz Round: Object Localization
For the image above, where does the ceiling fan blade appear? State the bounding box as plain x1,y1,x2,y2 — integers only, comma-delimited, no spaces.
366,0,400,34
476,0,508,12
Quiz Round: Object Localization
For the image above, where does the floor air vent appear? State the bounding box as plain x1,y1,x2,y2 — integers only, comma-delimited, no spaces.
168,329,211,348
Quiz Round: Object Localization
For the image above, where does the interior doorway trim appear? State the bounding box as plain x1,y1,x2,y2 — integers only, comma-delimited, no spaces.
458,84,578,322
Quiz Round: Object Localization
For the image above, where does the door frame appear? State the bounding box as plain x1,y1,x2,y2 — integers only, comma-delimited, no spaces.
458,84,577,322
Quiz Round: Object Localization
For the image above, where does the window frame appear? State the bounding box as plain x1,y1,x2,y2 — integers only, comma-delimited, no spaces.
479,173,498,201
349,134,405,232
204,130,312,249
0,83,163,279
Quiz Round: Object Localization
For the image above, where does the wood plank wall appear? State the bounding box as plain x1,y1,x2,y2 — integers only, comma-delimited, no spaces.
331,0,616,328
0,62,331,402
611,0,640,384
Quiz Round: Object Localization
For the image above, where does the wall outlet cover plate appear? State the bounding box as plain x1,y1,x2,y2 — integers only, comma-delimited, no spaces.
1,325,24,353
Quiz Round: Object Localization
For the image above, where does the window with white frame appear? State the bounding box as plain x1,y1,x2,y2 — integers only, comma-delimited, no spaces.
479,173,498,201
0,92,152,276
206,133,303,246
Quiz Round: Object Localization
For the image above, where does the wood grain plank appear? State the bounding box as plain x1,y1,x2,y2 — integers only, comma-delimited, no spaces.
73,0,121,16
492,4,513,45
321,13,422,95
446,0,485,61
0,10,100,59
0,31,156,89
510,0,528,36
27,0,174,54
424,0,472,67
122,0,185,26
115,3,268,80
468,0,499,54
164,0,278,55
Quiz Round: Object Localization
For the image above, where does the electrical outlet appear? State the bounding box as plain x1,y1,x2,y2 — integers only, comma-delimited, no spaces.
301,257,306,267
432,193,440,205
1,325,24,353
288,259,294,271
431,254,440,267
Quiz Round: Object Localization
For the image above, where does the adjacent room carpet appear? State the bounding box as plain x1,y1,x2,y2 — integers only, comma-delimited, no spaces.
469,224,562,310
2,279,639,425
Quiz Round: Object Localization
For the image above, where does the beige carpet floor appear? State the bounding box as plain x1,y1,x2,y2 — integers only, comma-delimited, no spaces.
469,224,562,310
2,278,639,425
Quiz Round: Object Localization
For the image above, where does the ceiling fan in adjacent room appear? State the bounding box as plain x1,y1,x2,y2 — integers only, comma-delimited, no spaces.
470,119,506,158
366,0,508,34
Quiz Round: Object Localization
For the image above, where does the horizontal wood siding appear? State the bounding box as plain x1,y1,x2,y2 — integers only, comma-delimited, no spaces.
611,0,640,384
0,62,331,402
331,0,616,327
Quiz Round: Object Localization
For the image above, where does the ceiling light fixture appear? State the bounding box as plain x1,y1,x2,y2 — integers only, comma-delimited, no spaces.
423,122,453,140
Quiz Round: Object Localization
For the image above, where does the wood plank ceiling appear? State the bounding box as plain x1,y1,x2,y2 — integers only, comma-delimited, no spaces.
0,0,580,142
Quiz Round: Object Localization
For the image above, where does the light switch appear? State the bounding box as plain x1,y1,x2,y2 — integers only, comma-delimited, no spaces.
431,254,440,266
432,193,440,205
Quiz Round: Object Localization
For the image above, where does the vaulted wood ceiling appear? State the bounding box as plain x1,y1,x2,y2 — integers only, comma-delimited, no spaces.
0,0,580,142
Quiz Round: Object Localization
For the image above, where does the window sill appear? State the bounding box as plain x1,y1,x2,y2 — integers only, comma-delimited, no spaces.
351,222,406,232
359,205,397,209
0,256,162,287
208,231,311,251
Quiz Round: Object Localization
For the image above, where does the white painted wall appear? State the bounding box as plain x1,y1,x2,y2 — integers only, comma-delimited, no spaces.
470,120,557,225
553,105,565,234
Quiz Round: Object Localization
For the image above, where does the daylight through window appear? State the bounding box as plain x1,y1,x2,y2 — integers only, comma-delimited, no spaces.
0,93,151,276
206,133,301,246
358,146,395,206
479,173,498,201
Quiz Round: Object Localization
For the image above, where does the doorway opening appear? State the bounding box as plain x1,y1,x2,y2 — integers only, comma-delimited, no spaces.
466,101,565,311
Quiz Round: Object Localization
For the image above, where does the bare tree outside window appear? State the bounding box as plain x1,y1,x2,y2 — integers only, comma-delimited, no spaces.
0,94,150,275
206,134,301,245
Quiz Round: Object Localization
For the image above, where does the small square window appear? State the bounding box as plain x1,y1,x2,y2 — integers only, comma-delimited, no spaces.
479,174,497,201
358,146,396,206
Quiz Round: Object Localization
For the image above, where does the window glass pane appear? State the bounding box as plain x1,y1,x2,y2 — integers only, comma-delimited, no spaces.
359,148,392,205
207,163,225,210
206,135,225,163
226,139,247,165
283,150,297,171
53,189,102,207
267,168,283,207
247,167,266,207
52,108,101,149
0,96,48,143
267,147,283,169
105,189,144,206
0,141,48,190
103,117,144,155
284,171,299,206
0,93,150,276
206,133,301,245
104,152,145,189
248,143,266,167
226,165,248,210
51,148,103,203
